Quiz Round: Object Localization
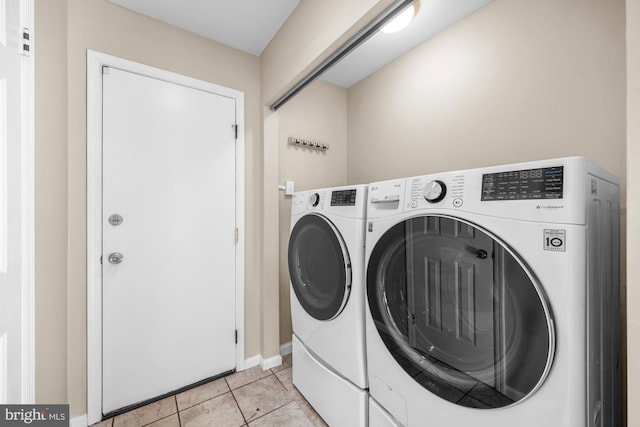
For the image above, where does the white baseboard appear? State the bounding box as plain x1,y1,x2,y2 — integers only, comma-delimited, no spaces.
71,414,88,427
280,341,292,356
260,354,283,370
242,354,261,370
242,350,290,371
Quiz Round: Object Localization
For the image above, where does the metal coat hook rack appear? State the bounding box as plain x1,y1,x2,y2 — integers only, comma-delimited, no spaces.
288,137,329,152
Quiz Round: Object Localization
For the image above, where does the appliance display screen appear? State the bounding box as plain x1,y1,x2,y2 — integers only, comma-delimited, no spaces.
331,189,357,206
481,166,563,201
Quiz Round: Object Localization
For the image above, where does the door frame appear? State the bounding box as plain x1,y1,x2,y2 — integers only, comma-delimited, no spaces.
86,50,245,424
1,0,35,404
21,0,35,404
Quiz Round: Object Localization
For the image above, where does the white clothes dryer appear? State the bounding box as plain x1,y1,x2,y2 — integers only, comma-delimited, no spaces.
288,184,368,427
364,157,621,427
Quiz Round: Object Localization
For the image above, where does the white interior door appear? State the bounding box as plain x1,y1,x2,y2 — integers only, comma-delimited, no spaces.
102,67,237,414
0,0,30,404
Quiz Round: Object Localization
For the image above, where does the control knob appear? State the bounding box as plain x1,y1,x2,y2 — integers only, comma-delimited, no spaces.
423,180,447,203
309,193,320,207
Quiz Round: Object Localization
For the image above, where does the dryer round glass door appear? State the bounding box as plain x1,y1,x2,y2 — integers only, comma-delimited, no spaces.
288,214,351,321
367,215,554,409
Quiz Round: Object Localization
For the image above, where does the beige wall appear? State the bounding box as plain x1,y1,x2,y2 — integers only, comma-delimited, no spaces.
627,0,639,424
34,0,69,404
277,80,348,344
348,0,626,184
35,0,261,417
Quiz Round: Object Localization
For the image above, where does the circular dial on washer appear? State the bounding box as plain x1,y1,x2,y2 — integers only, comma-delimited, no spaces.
423,180,447,203
309,193,320,207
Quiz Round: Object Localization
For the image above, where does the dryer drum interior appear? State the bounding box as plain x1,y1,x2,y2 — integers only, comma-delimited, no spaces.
289,214,352,321
367,215,554,409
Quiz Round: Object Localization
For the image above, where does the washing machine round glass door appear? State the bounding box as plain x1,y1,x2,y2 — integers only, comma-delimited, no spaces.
367,215,554,409
288,214,351,321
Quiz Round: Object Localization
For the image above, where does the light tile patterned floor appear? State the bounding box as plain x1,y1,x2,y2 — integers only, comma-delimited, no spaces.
92,354,328,427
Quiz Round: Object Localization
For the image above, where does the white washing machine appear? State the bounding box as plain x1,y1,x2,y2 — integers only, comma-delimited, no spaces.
370,397,403,427
288,184,368,427
364,157,621,427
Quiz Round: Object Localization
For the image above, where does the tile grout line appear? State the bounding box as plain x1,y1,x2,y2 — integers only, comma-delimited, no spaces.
136,395,179,427
227,378,249,426
246,398,320,426
226,371,273,391
177,389,245,425
174,385,233,413
175,395,181,427
236,372,301,425
271,371,290,392
139,413,178,427
292,399,319,427
175,393,229,413
233,372,271,425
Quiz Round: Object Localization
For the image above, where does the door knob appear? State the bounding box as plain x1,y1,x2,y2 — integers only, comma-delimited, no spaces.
108,252,124,264
476,249,488,259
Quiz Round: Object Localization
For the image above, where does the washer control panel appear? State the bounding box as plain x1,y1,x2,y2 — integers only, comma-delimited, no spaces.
408,174,466,209
370,158,586,223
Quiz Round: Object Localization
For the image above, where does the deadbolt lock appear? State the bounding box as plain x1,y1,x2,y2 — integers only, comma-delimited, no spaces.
108,214,124,226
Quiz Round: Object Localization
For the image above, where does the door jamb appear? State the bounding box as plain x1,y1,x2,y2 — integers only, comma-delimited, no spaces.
20,0,35,404
86,50,246,425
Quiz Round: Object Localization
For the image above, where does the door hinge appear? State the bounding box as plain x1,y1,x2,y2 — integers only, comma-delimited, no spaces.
233,124,238,140
100,255,103,265
21,28,30,57
234,227,239,243
235,330,238,344
102,65,110,75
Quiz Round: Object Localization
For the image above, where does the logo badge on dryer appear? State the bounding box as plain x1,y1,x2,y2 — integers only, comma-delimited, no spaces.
543,229,566,252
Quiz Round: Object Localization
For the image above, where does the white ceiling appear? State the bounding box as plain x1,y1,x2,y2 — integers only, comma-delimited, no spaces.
109,0,300,56
109,0,492,88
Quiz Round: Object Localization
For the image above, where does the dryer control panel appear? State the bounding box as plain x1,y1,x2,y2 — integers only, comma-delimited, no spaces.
331,189,358,206
291,185,368,219
481,166,564,201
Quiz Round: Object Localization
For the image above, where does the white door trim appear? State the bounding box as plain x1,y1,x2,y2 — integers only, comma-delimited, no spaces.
21,0,35,404
86,50,245,425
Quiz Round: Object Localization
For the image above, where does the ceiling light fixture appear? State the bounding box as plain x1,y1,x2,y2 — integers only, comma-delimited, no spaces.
381,1,419,34
269,0,416,111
